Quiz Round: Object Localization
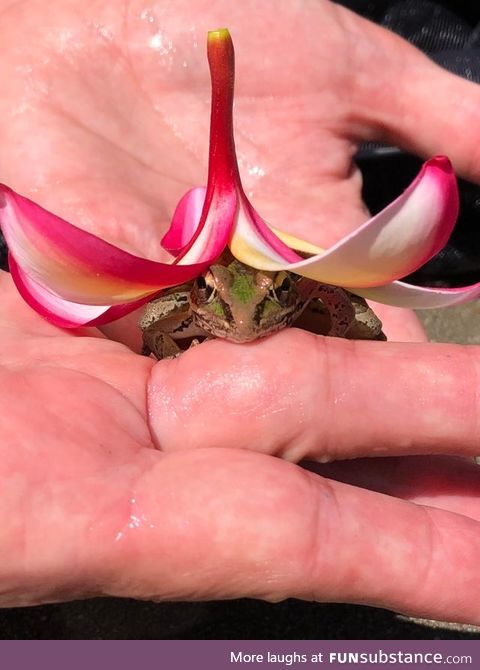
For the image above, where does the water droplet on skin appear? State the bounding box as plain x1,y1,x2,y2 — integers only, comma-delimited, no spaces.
148,31,176,58
94,22,114,41
140,8,155,23
58,29,74,48
128,514,142,529
149,33,162,49
248,165,266,177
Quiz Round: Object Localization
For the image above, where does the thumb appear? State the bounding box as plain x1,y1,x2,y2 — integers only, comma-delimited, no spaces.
339,4,480,181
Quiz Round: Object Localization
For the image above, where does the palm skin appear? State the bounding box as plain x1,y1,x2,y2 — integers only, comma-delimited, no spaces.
2,0,480,624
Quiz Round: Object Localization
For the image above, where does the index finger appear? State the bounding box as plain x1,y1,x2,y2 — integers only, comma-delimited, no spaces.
147,329,479,461
106,447,480,626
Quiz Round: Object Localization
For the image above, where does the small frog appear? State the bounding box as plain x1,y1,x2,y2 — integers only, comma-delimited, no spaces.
139,253,385,359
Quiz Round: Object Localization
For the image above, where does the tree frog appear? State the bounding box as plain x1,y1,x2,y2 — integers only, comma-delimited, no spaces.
139,253,385,359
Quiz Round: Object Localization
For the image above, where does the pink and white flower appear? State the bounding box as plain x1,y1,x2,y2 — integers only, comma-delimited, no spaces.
0,28,476,329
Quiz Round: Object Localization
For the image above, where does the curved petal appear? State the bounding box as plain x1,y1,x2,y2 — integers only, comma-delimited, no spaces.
176,187,237,265
9,254,153,327
174,30,240,266
0,31,240,314
169,186,326,258
268,225,326,256
0,185,211,305
238,197,479,309
161,186,207,256
230,156,459,288
352,278,480,309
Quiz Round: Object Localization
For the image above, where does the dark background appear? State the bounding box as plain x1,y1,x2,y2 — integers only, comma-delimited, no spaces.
1,0,480,640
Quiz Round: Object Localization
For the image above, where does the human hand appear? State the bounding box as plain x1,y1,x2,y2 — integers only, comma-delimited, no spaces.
1,0,480,624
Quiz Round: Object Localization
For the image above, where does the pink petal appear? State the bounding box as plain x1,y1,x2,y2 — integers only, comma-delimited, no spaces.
0,30,240,315
0,185,211,305
161,186,207,256
352,277,480,309
174,30,240,265
0,29,240,327
9,255,152,327
230,157,459,288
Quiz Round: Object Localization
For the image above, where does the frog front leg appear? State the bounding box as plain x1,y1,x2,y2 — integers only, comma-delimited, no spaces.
141,324,184,360
300,285,385,340
139,289,208,360
344,292,386,340
142,319,212,360
314,284,357,337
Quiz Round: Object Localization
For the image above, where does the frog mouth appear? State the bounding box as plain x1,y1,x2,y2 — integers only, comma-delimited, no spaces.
193,318,288,343
191,303,301,343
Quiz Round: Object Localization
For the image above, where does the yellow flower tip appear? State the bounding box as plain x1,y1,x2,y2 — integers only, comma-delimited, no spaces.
207,28,231,43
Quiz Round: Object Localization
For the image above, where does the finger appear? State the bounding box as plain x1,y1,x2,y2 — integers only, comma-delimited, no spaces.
101,448,480,625
5,445,479,622
340,5,480,181
306,455,480,521
147,328,480,461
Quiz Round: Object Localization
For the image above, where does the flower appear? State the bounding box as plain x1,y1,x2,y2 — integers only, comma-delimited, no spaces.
0,28,477,329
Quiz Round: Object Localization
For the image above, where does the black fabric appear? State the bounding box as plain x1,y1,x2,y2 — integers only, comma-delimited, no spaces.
344,0,480,287
1,597,479,640
343,0,480,37
1,1,480,641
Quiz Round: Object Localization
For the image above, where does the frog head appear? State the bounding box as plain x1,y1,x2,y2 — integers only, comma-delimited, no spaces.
190,259,302,342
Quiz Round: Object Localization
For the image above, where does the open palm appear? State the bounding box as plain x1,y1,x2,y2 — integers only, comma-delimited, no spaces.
2,0,480,624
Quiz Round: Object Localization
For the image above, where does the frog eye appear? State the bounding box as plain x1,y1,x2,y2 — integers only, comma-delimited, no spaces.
277,276,292,305
271,274,293,305
273,271,288,289
194,275,215,303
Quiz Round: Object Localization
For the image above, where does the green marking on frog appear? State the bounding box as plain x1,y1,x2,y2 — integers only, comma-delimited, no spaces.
262,299,281,318
228,263,256,304
209,300,226,318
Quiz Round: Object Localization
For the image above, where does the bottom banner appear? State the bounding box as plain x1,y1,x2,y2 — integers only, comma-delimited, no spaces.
0,639,478,670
